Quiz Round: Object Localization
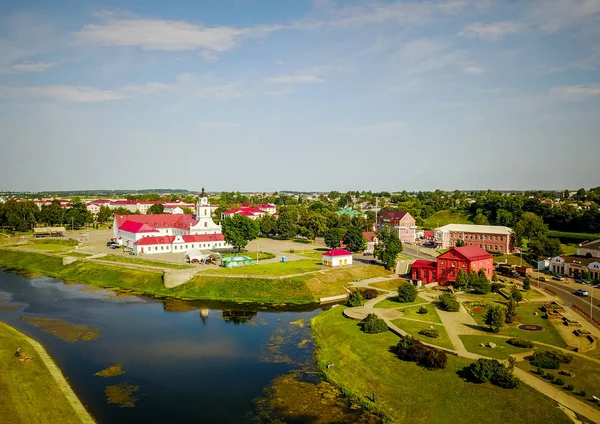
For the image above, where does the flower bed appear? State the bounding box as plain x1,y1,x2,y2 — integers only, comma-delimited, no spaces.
519,324,543,332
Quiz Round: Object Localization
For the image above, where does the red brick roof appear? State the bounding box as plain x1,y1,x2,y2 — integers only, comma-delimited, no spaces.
438,246,492,261
362,232,377,242
134,234,225,245
411,260,437,269
119,221,160,234
115,214,198,231
322,249,353,257
378,210,409,220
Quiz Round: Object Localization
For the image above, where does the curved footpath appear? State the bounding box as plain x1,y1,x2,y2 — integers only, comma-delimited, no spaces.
344,286,600,424
0,322,95,424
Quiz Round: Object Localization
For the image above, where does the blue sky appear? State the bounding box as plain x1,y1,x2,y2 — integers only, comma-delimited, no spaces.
1,0,599,192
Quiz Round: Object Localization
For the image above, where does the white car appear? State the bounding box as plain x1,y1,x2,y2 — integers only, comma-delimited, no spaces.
574,289,589,297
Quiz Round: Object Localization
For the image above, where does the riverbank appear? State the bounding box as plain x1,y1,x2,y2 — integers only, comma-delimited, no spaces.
0,321,95,423
311,307,572,424
0,249,383,305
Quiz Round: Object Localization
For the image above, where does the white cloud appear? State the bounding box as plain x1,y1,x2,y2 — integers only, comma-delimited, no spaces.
266,75,324,84
464,66,485,74
198,50,219,63
75,13,282,52
0,85,126,102
549,85,600,100
11,62,56,73
528,0,600,33
458,21,523,39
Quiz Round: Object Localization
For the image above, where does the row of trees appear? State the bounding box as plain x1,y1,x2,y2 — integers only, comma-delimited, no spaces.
0,199,97,231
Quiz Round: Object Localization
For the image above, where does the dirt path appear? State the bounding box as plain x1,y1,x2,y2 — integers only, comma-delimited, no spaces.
1,323,95,423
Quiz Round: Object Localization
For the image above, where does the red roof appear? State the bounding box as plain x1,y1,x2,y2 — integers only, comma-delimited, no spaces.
222,207,265,216
134,234,225,246
322,249,353,257
115,214,198,231
378,210,409,220
411,260,437,269
119,221,160,234
362,232,377,242
438,246,492,261
423,231,434,238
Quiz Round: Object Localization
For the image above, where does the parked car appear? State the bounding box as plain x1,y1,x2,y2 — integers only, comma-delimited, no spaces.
106,241,117,247
574,289,589,297
109,244,120,249
552,275,565,281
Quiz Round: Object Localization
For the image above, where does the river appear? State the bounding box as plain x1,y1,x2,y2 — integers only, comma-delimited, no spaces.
0,269,325,423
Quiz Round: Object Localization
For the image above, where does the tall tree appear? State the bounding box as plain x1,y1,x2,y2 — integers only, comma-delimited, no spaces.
221,214,260,252
276,207,298,239
505,299,517,324
455,269,470,290
65,202,92,230
324,228,345,249
96,205,113,223
147,204,165,214
485,304,506,333
374,226,403,270
473,213,490,225
343,225,366,252
259,214,277,237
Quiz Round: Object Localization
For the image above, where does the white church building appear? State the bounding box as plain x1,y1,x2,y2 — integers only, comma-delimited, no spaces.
112,188,231,255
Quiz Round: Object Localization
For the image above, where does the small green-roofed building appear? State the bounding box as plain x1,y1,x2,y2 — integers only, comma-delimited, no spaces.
337,209,362,217
222,255,253,268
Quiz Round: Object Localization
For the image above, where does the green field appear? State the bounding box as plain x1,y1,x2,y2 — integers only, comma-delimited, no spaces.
493,254,529,267
391,318,454,350
211,259,322,276
369,278,407,291
100,254,193,269
517,355,600,400
400,303,442,324
465,302,567,348
221,251,276,261
0,322,88,424
312,307,570,424
548,230,600,242
561,244,578,256
459,335,537,359
423,210,472,230
25,244,74,252
374,295,428,309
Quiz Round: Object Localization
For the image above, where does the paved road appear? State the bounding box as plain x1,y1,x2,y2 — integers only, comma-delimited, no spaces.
539,279,600,319
402,244,438,260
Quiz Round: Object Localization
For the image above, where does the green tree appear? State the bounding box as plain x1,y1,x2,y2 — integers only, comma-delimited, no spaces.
324,228,345,249
374,226,403,270
505,299,517,324
397,282,418,302
471,269,491,294
347,290,364,307
523,275,531,291
485,304,506,333
276,207,298,239
491,271,499,282
40,199,64,226
455,269,470,290
438,292,460,311
96,205,113,223
343,225,366,252
455,239,466,247
305,213,327,238
259,214,277,237
64,202,90,230
2,200,38,232
528,236,561,259
510,285,523,303
473,213,490,225
147,204,165,214
514,212,548,242
181,207,194,214
221,214,260,252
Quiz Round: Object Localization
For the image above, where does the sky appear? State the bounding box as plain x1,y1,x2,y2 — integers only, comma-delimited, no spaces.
1,0,599,193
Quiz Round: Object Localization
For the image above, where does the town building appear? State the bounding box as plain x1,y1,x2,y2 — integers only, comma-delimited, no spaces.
221,207,267,220
434,224,514,253
112,188,230,253
322,249,353,267
337,209,362,217
241,203,276,215
411,246,494,286
362,232,378,254
549,255,600,281
578,239,600,258
376,210,416,244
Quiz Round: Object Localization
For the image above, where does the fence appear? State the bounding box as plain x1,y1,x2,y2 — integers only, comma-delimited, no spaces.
572,304,600,327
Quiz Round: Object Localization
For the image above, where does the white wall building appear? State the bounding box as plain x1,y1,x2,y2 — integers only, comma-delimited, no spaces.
322,249,353,268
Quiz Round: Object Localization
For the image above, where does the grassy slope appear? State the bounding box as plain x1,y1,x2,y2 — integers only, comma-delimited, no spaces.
304,266,393,299
210,259,322,275
0,322,84,424
423,210,472,230
312,307,570,424
101,255,193,269
548,230,600,241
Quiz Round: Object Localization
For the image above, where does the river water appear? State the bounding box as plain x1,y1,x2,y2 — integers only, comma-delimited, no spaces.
0,270,324,423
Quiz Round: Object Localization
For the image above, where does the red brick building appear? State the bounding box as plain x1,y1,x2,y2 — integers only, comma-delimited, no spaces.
410,246,494,286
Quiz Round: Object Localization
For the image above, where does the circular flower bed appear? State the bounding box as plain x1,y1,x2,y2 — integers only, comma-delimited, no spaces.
518,324,543,331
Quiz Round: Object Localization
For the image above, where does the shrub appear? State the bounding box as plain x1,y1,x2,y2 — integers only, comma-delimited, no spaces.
532,356,560,370
395,336,447,370
418,328,440,338
536,366,544,375
578,390,587,397
417,305,428,314
507,338,535,348
361,314,388,334
484,304,506,333
468,359,519,389
347,291,364,307
438,293,460,312
565,384,574,391
360,288,379,300
397,282,418,303
491,283,506,293
545,373,556,381
530,350,573,369
554,378,565,386
510,285,523,303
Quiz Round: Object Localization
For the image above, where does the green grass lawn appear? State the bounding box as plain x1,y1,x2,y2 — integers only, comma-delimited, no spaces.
400,303,442,324
211,259,322,276
494,254,529,267
422,210,472,230
61,252,92,258
459,335,537,359
32,238,78,246
0,322,87,424
548,230,600,242
100,254,193,269
312,307,570,424
391,318,454,350
305,265,393,299
369,277,409,291
295,249,327,260
561,244,578,256
221,251,276,261
25,244,73,252
517,355,600,400
374,295,428,309
465,302,567,348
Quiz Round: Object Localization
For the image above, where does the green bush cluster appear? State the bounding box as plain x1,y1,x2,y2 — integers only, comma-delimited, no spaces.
397,282,418,303
395,336,447,370
418,328,439,338
490,283,506,293
438,292,460,312
468,359,519,389
507,338,535,348
347,291,364,307
360,288,379,300
417,305,428,314
360,314,388,334
529,350,573,369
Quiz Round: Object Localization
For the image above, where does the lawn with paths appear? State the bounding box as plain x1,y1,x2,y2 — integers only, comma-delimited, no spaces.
312,307,571,424
211,259,322,276
374,295,428,309
400,303,442,324
459,335,537,360
390,318,454,350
